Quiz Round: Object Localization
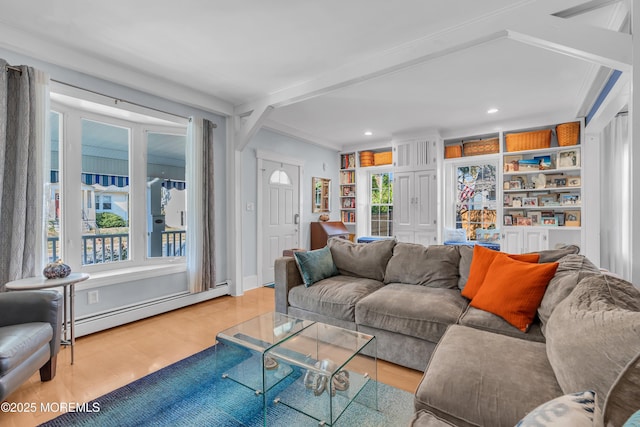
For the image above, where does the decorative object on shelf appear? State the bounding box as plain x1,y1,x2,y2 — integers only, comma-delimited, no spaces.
359,151,374,167
462,137,499,156
558,149,580,168
556,121,580,146
505,129,552,152
565,210,581,227
528,211,542,225
567,176,581,187
532,173,546,189
43,259,71,279
319,213,330,222
504,215,513,226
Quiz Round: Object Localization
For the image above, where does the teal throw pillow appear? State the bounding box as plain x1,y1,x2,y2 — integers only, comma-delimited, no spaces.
294,246,338,287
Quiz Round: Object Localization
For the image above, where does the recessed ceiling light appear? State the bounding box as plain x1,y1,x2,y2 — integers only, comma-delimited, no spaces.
487,108,499,114
364,131,373,136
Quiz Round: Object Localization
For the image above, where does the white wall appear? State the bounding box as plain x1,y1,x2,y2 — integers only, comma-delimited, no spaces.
241,129,340,282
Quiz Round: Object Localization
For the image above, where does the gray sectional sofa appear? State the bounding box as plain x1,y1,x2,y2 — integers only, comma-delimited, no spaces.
274,238,640,426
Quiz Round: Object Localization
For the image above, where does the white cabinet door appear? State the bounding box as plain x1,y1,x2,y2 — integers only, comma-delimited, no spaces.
394,172,414,230
414,231,437,247
502,228,523,253
394,231,415,244
523,228,548,253
394,170,437,246
393,139,437,171
501,227,549,253
415,170,437,233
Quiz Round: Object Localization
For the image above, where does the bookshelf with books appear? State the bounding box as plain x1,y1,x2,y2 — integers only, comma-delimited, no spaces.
340,153,357,225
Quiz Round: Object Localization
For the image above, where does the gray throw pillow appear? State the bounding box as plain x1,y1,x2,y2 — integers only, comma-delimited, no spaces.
384,243,460,288
328,238,395,282
545,274,640,411
537,254,601,334
293,246,338,287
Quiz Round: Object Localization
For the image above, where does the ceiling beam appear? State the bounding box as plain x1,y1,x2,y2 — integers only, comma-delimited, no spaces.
507,13,631,71
234,102,274,151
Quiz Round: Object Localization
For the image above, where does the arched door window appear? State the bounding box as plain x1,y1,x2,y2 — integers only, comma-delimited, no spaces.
269,169,291,185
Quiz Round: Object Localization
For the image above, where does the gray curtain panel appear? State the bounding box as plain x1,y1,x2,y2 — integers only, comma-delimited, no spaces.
0,60,38,290
201,118,215,289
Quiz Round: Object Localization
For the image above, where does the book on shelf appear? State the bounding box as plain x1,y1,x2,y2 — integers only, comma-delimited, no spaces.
341,153,356,169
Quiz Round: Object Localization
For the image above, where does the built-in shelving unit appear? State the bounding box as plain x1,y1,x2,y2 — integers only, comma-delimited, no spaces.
339,152,357,224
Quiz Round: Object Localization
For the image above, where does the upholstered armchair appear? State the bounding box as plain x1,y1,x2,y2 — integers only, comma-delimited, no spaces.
0,290,63,401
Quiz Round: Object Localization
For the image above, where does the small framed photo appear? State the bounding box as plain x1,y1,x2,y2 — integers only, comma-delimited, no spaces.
565,210,581,227
542,217,558,226
504,214,513,226
510,210,525,218
509,180,522,190
567,176,581,187
522,197,538,207
558,149,580,168
554,213,565,226
504,155,523,172
533,155,552,169
560,193,581,205
516,216,533,226
528,211,542,225
503,181,511,190
538,194,558,207
553,177,567,187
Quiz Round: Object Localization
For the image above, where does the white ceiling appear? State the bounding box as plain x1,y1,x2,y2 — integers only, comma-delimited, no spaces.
0,0,630,150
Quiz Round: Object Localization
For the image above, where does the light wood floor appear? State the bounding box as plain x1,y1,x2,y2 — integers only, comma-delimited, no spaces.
0,287,423,427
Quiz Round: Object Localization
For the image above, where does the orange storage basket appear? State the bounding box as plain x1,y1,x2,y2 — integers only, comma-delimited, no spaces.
462,138,499,156
359,151,374,167
445,145,462,159
556,122,580,146
374,151,392,165
505,129,552,152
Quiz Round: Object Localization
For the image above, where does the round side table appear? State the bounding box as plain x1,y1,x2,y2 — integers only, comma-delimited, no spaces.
5,272,90,364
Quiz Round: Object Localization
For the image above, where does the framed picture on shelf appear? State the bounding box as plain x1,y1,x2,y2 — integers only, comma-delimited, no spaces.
553,177,567,187
538,194,558,207
510,210,525,218
560,193,581,205
528,211,542,225
567,176,581,187
542,217,558,226
516,216,533,226
504,155,523,172
558,149,580,168
522,197,538,207
509,180,522,190
565,210,581,227
533,155,552,169
555,213,565,226
504,215,513,226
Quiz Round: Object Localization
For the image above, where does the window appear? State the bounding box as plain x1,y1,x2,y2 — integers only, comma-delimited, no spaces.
49,91,188,271
370,171,393,237
146,131,186,258
455,164,497,240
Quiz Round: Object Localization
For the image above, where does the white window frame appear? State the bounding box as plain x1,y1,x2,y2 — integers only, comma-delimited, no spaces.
51,93,189,277
368,168,394,237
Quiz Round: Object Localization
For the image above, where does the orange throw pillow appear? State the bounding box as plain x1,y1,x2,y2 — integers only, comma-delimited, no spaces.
470,254,559,331
461,245,539,300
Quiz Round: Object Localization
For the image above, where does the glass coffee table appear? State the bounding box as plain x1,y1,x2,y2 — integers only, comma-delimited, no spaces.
215,312,377,426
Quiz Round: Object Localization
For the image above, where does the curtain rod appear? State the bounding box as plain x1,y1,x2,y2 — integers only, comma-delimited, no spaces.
51,78,216,126
5,65,22,74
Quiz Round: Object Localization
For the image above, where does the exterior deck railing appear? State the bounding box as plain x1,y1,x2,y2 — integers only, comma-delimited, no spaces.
47,230,186,264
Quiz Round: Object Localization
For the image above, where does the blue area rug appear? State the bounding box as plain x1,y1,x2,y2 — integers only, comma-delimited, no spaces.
41,343,414,426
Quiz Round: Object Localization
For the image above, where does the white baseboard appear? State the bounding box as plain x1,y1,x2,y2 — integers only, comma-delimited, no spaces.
74,284,229,337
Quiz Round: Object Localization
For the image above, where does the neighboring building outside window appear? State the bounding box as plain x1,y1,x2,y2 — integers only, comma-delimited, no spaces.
370,171,393,237
48,93,188,271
